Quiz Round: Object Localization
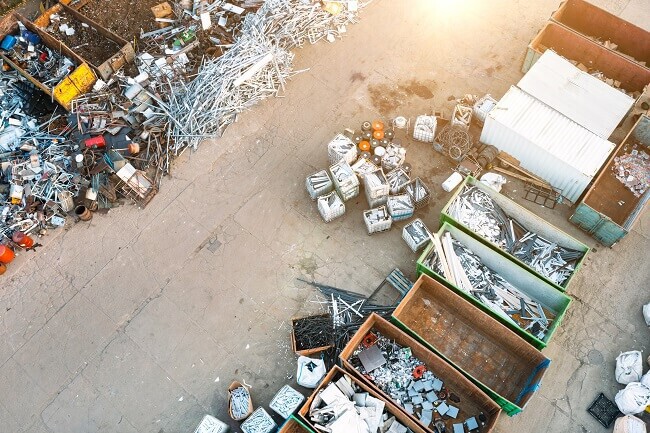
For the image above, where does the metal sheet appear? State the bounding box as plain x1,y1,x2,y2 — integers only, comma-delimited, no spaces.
517,51,634,138
480,86,615,203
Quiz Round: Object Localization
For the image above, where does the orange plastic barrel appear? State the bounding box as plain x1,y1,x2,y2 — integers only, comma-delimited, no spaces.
372,130,384,140
0,263,6,275
371,120,384,131
359,140,371,151
12,231,34,248
0,245,15,264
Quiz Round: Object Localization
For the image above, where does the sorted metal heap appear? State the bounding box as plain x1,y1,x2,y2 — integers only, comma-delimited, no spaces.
422,233,555,340
448,186,584,285
613,149,649,197
350,332,487,432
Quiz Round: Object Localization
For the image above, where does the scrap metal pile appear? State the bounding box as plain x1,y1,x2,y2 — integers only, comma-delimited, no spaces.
613,148,649,197
0,0,369,266
350,332,488,432
307,372,416,433
421,233,555,340
448,186,584,285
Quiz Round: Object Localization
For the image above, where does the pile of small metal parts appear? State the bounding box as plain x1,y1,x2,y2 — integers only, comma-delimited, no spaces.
0,73,75,242
240,407,276,433
229,385,252,420
307,373,415,433
351,332,488,433
422,233,555,340
3,23,75,88
613,148,649,197
292,314,333,351
269,384,304,419
448,186,584,285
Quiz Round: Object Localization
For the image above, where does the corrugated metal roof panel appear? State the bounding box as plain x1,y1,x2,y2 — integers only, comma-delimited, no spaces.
481,86,616,203
517,50,634,139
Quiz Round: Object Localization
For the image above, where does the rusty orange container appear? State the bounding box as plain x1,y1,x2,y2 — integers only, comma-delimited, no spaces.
0,245,15,264
12,231,34,248
371,120,384,131
0,263,6,275
372,129,384,140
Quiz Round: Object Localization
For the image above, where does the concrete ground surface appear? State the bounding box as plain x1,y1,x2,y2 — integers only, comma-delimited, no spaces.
1,0,650,432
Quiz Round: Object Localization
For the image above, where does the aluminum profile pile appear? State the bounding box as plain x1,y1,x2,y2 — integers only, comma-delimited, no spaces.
422,233,556,340
448,186,584,285
162,0,370,151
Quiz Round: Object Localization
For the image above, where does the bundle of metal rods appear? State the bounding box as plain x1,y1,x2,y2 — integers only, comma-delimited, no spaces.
299,279,395,368
448,186,584,285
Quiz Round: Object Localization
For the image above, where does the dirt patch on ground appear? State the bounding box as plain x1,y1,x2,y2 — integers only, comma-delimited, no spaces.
77,0,163,42
47,9,121,66
0,0,23,16
367,79,436,114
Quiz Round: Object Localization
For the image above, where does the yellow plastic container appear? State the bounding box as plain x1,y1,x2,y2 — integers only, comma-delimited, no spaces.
53,63,96,110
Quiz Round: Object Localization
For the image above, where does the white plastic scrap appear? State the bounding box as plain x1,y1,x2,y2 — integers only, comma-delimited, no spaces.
615,351,643,385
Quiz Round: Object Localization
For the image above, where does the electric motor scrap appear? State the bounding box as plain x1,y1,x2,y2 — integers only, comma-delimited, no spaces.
448,186,584,286
0,0,369,261
350,332,488,432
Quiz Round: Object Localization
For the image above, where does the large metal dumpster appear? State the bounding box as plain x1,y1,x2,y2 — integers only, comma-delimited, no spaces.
392,275,551,416
522,22,650,94
416,222,572,350
550,0,650,68
0,12,96,110
299,365,429,433
338,313,502,432
440,176,589,292
33,1,134,80
570,115,650,246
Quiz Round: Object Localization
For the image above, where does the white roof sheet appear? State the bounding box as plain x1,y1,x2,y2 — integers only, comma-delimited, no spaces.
517,50,634,139
486,86,615,177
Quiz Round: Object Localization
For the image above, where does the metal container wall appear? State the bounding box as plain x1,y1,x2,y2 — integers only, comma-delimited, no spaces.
570,115,650,246
480,86,615,203
517,50,634,139
440,176,589,291
338,314,502,431
278,415,314,433
522,22,650,93
550,0,650,67
392,275,551,416
298,365,430,433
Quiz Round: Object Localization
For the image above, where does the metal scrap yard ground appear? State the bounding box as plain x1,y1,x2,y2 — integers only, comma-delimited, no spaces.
1,0,649,432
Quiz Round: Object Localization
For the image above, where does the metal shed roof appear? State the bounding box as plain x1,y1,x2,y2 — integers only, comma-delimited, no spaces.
517,50,634,139
481,86,616,202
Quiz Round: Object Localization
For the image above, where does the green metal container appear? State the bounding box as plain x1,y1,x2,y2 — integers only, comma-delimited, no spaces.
417,222,571,350
280,415,314,433
570,115,650,247
440,176,589,292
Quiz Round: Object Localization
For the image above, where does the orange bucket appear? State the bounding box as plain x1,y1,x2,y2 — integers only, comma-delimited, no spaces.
359,140,370,152
0,245,15,264
372,130,384,140
371,120,384,131
12,231,34,248
0,263,6,275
